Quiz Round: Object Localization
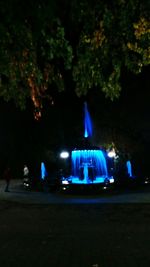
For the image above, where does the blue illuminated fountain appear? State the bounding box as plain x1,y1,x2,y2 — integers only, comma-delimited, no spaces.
71,149,108,184
126,160,133,178
84,102,92,138
41,162,47,180
62,102,114,186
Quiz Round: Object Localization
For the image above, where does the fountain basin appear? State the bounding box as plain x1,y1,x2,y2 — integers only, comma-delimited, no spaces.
60,148,114,191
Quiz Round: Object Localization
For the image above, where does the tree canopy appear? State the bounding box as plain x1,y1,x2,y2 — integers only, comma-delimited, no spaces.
0,0,149,118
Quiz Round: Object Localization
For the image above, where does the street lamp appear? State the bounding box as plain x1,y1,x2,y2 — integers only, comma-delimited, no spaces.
60,151,69,159
107,148,116,158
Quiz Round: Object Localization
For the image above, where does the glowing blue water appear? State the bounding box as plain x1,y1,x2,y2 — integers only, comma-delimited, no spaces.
71,150,108,184
41,162,47,180
61,103,110,185
126,160,133,177
84,102,92,138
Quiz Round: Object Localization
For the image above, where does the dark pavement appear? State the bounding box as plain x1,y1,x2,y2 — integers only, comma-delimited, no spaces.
1,179,150,204
0,180,150,267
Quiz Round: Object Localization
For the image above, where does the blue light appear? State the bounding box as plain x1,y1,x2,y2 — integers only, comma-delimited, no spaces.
84,102,92,138
71,149,108,184
126,160,133,177
41,162,47,180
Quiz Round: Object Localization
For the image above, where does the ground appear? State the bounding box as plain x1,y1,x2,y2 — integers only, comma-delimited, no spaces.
0,180,150,267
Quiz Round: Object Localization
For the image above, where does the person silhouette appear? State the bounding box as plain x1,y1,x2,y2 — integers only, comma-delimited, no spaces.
3,167,12,192
23,164,30,187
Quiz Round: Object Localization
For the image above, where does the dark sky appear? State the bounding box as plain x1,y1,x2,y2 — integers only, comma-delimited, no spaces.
0,66,149,175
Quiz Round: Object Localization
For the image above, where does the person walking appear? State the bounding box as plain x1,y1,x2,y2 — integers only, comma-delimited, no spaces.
3,167,12,192
23,164,30,188
23,164,29,179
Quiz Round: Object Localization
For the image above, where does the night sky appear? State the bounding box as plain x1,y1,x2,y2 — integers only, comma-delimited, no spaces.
0,65,149,178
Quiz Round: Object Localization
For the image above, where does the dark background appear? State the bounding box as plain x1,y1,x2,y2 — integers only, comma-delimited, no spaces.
0,66,149,179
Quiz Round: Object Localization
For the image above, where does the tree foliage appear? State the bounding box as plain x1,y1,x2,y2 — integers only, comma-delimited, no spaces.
72,0,150,99
0,0,73,119
0,0,149,118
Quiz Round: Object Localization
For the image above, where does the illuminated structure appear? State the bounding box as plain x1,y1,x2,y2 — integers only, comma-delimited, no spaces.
41,162,47,180
70,149,109,184
59,103,138,191
61,102,114,187
126,160,133,178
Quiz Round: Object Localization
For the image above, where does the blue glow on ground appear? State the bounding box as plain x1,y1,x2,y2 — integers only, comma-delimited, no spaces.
126,160,133,177
70,149,108,184
84,102,92,138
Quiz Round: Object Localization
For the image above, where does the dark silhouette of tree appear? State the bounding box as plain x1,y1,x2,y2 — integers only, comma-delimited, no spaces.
0,0,149,118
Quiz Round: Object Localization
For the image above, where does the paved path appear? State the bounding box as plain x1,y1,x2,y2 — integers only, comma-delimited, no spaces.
1,180,150,267
1,179,150,204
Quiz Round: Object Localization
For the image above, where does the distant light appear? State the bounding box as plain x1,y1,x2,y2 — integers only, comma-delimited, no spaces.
62,180,69,184
108,150,116,158
109,178,114,183
103,186,107,190
144,178,150,184
60,151,69,159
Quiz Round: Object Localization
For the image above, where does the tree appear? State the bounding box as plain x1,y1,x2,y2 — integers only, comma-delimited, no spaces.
72,0,150,99
0,0,73,119
0,0,149,118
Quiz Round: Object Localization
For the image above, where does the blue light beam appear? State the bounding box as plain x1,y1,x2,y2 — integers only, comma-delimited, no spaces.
84,102,92,138
41,162,47,180
126,160,133,177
